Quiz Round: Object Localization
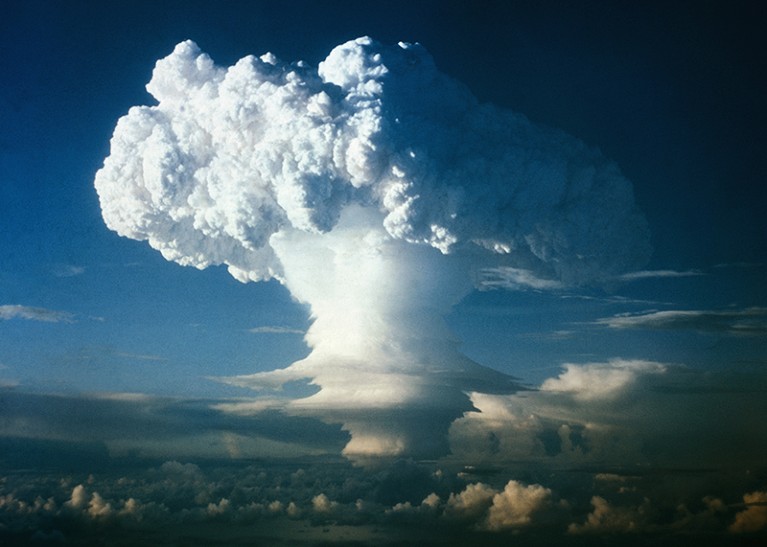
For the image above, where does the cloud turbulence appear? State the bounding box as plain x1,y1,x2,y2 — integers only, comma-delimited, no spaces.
95,37,651,459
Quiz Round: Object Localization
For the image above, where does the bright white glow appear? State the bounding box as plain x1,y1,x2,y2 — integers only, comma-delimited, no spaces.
540,359,667,401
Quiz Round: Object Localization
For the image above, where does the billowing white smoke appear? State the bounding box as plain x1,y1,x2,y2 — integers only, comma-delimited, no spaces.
95,37,650,459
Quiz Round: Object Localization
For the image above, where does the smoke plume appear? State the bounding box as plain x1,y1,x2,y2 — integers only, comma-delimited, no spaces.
95,37,650,459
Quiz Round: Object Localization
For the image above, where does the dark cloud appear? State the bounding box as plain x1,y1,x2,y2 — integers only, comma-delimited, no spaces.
0,457,764,546
0,391,347,461
2,370,766,544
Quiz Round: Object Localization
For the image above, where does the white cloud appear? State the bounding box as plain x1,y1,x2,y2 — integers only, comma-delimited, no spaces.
211,399,286,415
114,352,168,362
618,269,702,281
87,492,113,518
65,485,88,510
205,498,232,516
476,267,563,291
421,492,441,511
97,37,649,284
387,493,442,517
540,359,667,401
94,36,650,461
312,493,338,513
596,307,767,335
444,482,495,520
286,501,301,518
451,359,767,471
0,304,74,323
87,392,155,402
483,480,552,530
247,326,305,335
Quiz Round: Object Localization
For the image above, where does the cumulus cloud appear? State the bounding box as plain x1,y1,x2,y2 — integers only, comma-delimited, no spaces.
86,492,113,518
95,37,649,458
96,37,649,285
449,359,767,470
596,307,767,336
540,359,667,401
0,304,74,323
311,493,338,513
730,491,767,533
65,485,88,510
442,480,558,530
483,480,552,530
1,455,764,544
444,482,496,520
387,492,442,519
568,495,651,534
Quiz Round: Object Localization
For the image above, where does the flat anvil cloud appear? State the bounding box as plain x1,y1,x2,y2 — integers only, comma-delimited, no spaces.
95,37,650,458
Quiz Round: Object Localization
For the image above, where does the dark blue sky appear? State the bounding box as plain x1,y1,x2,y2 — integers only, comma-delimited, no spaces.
1,0,765,395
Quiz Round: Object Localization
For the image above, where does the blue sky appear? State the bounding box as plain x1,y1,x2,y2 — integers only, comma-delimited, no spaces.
1,1,766,544
2,0,764,397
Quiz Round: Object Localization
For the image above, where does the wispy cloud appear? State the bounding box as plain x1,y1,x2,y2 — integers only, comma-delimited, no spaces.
516,330,575,341
0,391,346,459
714,261,764,270
114,352,168,362
476,267,563,291
617,269,703,282
212,399,287,415
596,307,767,336
52,264,86,278
0,304,75,323
476,267,695,296
248,326,305,335
560,294,666,306
85,392,157,402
